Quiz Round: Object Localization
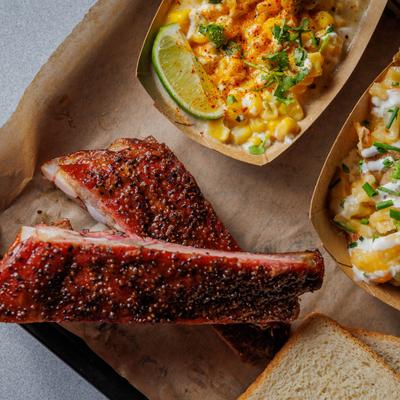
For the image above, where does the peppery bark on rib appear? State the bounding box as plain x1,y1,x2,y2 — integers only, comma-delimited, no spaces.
47,137,239,251
0,228,323,325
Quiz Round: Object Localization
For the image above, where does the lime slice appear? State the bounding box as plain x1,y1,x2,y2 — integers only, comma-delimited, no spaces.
152,24,224,120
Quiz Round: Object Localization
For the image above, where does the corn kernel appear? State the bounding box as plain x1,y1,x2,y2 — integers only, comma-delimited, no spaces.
249,135,262,146
242,92,263,117
231,125,253,145
267,120,280,134
286,101,304,121
263,17,280,40
308,52,324,77
384,66,400,88
256,1,282,17
314,11,335,30
249,118,268,133
274,117,300,141
207,120,231,143
190,32,209,44
166,9,190,27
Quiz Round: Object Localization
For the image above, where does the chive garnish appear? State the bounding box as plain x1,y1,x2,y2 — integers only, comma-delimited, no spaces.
360,218,369,225
390,209,400,221
386,107,399,130
376,200,394,210
393,161,400,179
362,182,377,197
373,142,400,153
378,186,400,196
348,242,358,249
383,158,394,168
341,163,350,174
334,220,356,233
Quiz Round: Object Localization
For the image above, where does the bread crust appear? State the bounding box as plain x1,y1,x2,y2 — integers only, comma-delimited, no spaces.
238,313,400,399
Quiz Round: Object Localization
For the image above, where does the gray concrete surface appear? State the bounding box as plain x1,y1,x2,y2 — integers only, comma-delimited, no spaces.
0,1,107,399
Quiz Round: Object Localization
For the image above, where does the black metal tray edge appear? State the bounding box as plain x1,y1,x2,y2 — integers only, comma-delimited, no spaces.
21,323,148,400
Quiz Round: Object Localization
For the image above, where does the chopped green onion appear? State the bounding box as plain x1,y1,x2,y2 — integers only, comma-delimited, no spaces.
393,161,400,179
376,200,394,210
329,177,341,189
392,82,400,87
378,186,400,196
334,220,356,233
362,182,377,197
386,107,399,130
390,209,400,221
348,242,358,249
383,158,394,168
341,163,350,174
227,94,237,104
360,218,369,225
373,142,400,153
394,220,400,232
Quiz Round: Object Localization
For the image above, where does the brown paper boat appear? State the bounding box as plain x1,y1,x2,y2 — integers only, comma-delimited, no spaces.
310,52,400,311
136,0,387,165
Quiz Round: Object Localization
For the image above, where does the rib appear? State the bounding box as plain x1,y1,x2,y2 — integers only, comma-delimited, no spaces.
41,137,238,251
0,226,323,325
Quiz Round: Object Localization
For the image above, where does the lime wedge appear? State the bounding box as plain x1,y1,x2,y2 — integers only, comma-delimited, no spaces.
152,24,224,120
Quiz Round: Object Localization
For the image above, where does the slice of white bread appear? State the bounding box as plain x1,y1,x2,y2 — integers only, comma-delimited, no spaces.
239,314,400,400
351,328,400,375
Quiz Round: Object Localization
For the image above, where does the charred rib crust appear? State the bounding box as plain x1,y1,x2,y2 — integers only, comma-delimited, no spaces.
0,234,322,325
57,137,239,251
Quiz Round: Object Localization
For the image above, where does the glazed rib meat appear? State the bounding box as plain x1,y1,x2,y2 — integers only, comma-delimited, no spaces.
41,137,324,361
42,137,238,251
0,226,323,325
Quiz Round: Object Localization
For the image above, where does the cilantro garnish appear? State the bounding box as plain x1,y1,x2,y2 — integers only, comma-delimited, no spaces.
199,24,226,48
263,51,289,71
274,68,309,104
223,40,243,56
294,47,307,67
272,18,310,46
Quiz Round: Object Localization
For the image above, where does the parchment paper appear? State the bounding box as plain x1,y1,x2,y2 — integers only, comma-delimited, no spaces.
0,1,399,399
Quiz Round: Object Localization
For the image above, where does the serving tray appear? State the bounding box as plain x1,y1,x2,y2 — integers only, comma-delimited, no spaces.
22,324,148,400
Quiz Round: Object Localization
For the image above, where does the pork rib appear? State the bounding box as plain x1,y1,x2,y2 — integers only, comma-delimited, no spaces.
0,226,323,325
41,137,238,251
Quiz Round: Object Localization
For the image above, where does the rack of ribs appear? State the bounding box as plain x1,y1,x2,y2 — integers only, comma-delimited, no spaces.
40,136,324,361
